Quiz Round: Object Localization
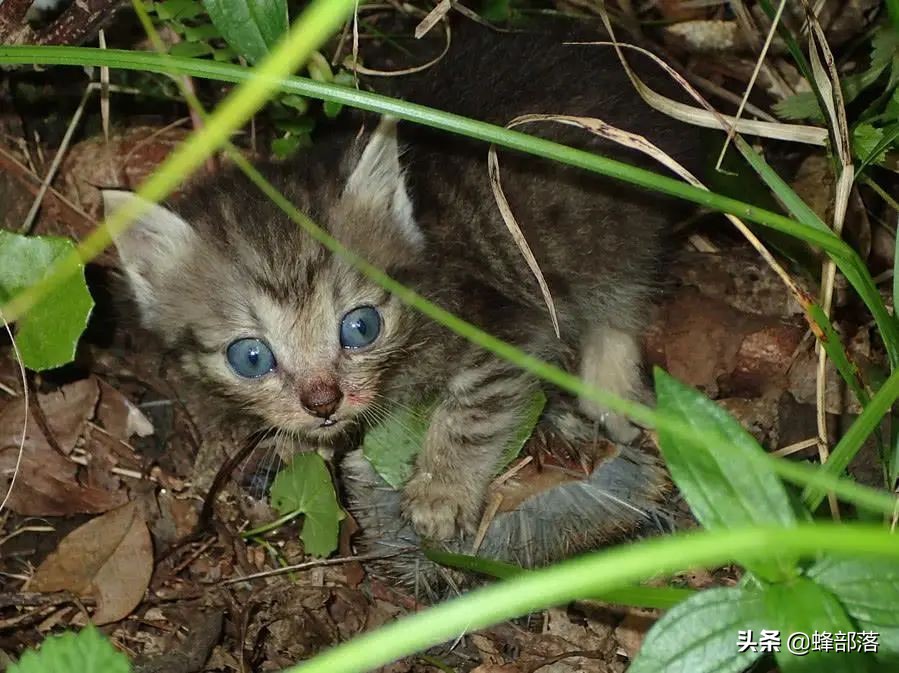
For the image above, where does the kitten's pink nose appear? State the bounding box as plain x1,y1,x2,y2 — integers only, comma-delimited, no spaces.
301,379,343,418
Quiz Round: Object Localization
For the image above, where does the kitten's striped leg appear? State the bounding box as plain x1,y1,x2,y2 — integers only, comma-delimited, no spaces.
402,356,539,540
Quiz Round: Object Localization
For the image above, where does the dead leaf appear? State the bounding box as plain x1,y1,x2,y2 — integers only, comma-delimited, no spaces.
97,378,154,440
792,155,870,260
26,377,99,455
29,501,153,624
614,611,656,661
471,666,522,673
0,411,126,516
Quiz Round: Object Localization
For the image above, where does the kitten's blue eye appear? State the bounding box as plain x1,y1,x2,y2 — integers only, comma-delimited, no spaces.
340,306,382,349
226,338,276,378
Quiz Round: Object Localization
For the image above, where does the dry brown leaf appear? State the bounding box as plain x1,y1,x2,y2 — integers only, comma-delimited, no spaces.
614,611,656,661
0,377,127,515
96,378,153,440
29,501,153,624
471,666,522,673
28,377,99,455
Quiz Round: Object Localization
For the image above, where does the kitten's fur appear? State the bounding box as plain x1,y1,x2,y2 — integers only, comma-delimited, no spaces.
106,23,703,540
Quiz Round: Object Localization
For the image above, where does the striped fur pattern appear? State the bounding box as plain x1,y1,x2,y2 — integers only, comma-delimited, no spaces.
108,23,702,541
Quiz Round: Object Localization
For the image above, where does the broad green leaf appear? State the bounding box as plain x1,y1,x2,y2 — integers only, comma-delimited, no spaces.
653,368,798,581
0,231,93,371
362,402,432,489
808,557,899,659
629,587,766,673
763,578,863,673
10,626,131,673
202,0,288,64
362,388,545,490
270,453,343,557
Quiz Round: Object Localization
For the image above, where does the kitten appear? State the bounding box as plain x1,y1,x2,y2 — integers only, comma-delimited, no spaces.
105,22,704,540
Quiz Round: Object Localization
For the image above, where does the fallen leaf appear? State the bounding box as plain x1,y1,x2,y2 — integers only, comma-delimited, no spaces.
31,377,100,454
29,501,153,625
0,394,126,516
615,610,656,661
96,378,153,440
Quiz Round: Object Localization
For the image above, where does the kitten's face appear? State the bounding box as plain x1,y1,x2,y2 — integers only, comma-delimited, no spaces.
106,119,423,440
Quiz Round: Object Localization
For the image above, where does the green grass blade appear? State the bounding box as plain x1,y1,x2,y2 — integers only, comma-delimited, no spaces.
287,524,899,673
423,548,694,610
803,367,899,510
735,135,899,368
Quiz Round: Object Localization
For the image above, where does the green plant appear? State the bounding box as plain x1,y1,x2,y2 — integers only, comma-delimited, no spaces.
145,0,354,157
9,626,131,673
773,21,899,177
0,231,93,371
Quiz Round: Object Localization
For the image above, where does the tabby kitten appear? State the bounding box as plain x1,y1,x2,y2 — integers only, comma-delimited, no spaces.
106,23,702,540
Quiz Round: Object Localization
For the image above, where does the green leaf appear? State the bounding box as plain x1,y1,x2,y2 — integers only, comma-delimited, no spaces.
479,0,511,22
180,23,221,42
211,47,237,62
169,41,212,58
653,368,798,581
362,388,545,490
271,133,308,158
775,68,888,122
808,556,899,658
272,116,315,135
322,71,354,118
270,452,343,557
0,231,93,371
763,578,862,673
872,26,899,72
854,124,888,166
306,50,333,83
629,587,766,673
154,0,205,20
202,0,287,64
498,387,545,468
280,93,309,113
362,402,433,489
10,625,131,673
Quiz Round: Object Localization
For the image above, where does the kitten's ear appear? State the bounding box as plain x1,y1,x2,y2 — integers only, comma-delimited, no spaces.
342,117,422,250
102,190,197,319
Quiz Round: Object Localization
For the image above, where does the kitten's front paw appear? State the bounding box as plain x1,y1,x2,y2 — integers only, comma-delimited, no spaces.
402,472,481,540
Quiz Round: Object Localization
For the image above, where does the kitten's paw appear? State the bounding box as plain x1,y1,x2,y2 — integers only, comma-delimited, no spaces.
601,410,641,444
402,472,481,540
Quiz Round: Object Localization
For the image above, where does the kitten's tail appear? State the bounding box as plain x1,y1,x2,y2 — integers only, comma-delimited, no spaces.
341,425,674,599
